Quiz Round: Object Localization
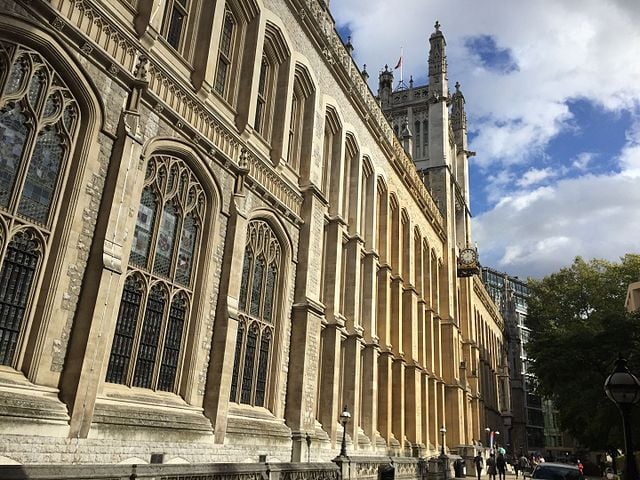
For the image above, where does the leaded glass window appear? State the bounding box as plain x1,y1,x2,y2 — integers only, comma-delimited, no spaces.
254,57,270,136
0,41,78,368
0,104,28,207
240,323,258,404
133,285,166,389
214,10,236,98
255,329,271,407
106,154,205,393
0,231,42,366
230,220,281,407
163,0,190,52
105,276,143,384
18,127,64,223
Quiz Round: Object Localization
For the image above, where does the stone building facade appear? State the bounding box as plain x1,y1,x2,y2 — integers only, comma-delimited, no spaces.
0,0,509,466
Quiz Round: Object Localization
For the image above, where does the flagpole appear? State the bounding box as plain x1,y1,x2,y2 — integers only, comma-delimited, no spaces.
400,47,403,83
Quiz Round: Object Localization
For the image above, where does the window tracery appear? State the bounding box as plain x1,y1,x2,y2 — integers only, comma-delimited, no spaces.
106,154,205,393
0,41,79,368
230,220,281,407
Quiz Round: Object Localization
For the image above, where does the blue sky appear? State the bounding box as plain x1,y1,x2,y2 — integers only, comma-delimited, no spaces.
332,0,640,279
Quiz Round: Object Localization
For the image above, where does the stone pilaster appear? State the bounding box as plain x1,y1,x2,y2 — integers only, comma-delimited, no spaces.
287,187,327,460
378,349,394,446
318,322,346,446
360,251,379,445
360,341,379,444
391,356,406,453
343,332,364,449
62,84,146,438
405,363,424,455
190,0,226,91
203,193,249,443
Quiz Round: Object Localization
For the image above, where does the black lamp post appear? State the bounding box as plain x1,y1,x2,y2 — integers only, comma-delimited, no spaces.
604,356,640,480
440,426,447,456
495,431,501,450
485,427,491,450
339,405,351,458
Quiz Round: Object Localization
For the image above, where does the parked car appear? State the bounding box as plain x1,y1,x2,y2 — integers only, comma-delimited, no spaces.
527,462,584,480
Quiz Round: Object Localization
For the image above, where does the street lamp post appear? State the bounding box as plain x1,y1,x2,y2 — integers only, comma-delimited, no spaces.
604,356,640,480
485,427,491,450
495,431,501,450
440,426,447,456
339,405,351,458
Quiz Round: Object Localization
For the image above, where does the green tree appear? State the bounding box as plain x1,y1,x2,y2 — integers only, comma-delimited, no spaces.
526,254,640,450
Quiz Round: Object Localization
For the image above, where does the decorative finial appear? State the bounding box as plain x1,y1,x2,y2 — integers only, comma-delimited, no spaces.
234,147,250,194
345,35,354,55
434,20,441,32
455,81,460,92
384,64,389,72
362,64,369,81
409,75,414,88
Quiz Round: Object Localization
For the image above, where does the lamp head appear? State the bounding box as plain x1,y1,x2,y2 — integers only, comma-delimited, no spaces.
604,355,640,406
340,405,351,426
440,426,447,434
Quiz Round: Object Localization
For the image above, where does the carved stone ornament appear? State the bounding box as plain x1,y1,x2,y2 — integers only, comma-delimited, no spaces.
52,17,65,31
80,42,93,55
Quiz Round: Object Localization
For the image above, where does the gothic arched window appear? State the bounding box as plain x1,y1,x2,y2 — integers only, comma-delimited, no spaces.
0,41,79,367
230,220,281,407
106,155,205,393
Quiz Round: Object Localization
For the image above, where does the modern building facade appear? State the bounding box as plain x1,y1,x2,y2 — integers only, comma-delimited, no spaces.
0,0,509,466
481,268,542,455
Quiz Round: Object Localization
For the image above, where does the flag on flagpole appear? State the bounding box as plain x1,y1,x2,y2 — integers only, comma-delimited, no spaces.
394,48,404,83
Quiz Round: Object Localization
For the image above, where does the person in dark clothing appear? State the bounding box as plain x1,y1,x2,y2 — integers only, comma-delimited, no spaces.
496,453,507,480
487,453,497,480
474,453,484,480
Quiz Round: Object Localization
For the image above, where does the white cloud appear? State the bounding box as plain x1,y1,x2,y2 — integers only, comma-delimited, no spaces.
472,173,640,278
332,0,640,277
572,152,596,171
517,168,555,188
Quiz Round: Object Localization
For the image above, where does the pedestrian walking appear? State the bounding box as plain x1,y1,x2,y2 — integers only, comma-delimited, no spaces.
517,454,530,478
474,452,484,480
497,452,507,480
487,453,497,480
